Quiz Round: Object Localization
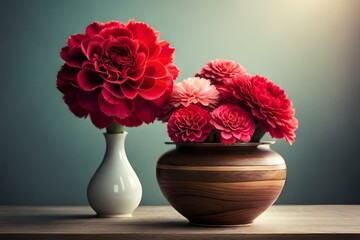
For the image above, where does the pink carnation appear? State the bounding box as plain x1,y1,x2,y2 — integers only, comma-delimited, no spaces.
228,75,298,144
158,77,219,122
210,104,255,145
172,77,219,108
167,105,213,143
57,20,179,128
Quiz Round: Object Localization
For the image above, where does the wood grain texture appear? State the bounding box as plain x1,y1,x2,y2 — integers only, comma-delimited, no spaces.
0,206,359,240
157,143,287,225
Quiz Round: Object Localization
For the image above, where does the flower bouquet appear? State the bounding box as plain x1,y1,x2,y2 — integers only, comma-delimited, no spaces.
159,59,298,145
57,19,179,131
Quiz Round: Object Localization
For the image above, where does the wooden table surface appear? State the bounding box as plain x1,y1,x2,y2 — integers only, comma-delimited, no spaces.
0,205,359,240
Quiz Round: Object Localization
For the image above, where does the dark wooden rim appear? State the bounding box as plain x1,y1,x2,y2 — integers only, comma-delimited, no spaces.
164,141,275,147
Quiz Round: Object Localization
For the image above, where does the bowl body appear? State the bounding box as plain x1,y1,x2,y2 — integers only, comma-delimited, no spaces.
156,143,286,225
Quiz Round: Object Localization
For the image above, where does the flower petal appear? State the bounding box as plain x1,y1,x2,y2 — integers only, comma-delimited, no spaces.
138,78,168,100
101,88,125,105
77,68,103,91
155,40,175,65
99,27,132,39
86,41,103,60
115,114,142,127
57,64,78,82
63,92,89,118
103,82,125,98
67,34,87,48
167,64,180,80
86,22,103,36
57,65,80,93
113,36,139,52
77,90,100,111
128,53,146,80
144,61,167,78
121,83,138,99
90,111,113,129
86,21,125,36
221,131,233,139
126,19,158,57
220,135,236,145
98,93,134,119
133,97,159,123
60,46,87,68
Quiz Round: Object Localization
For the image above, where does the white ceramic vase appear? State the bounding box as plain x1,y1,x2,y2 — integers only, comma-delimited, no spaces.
87,132,142,217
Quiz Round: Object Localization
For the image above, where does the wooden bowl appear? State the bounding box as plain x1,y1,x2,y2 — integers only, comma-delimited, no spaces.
156,142,286,226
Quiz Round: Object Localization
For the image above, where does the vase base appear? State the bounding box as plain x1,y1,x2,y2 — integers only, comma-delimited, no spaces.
189,221,253,227
97,213,133,218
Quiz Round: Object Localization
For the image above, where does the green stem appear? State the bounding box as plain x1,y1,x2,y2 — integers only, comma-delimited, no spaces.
251,124,266,142
205,130,220,142
106,122,124,134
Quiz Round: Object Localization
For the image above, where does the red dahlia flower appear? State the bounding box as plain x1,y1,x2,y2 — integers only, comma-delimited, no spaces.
167,105,213,143
195,59,249,102
57,20,179,128
210,104,255,145
195,59,249,85
228,75,298,144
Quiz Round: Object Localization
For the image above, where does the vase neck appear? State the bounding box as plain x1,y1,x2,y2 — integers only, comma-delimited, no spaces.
103,132,128,152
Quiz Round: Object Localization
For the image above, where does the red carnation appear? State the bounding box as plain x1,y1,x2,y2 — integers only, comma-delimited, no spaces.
196,59,248,85
167,105,213,143
57,20,179,128
210,104,255,145
228,75,298,144
195,59,249,102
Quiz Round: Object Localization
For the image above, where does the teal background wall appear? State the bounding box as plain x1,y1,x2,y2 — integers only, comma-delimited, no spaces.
0,0,359,205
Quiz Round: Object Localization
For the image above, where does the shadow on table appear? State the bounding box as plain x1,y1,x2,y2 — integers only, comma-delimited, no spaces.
2,214,192,228
1,213,95,226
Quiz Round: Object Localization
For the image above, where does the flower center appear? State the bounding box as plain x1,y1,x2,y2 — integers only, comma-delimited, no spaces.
106,45,134,69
